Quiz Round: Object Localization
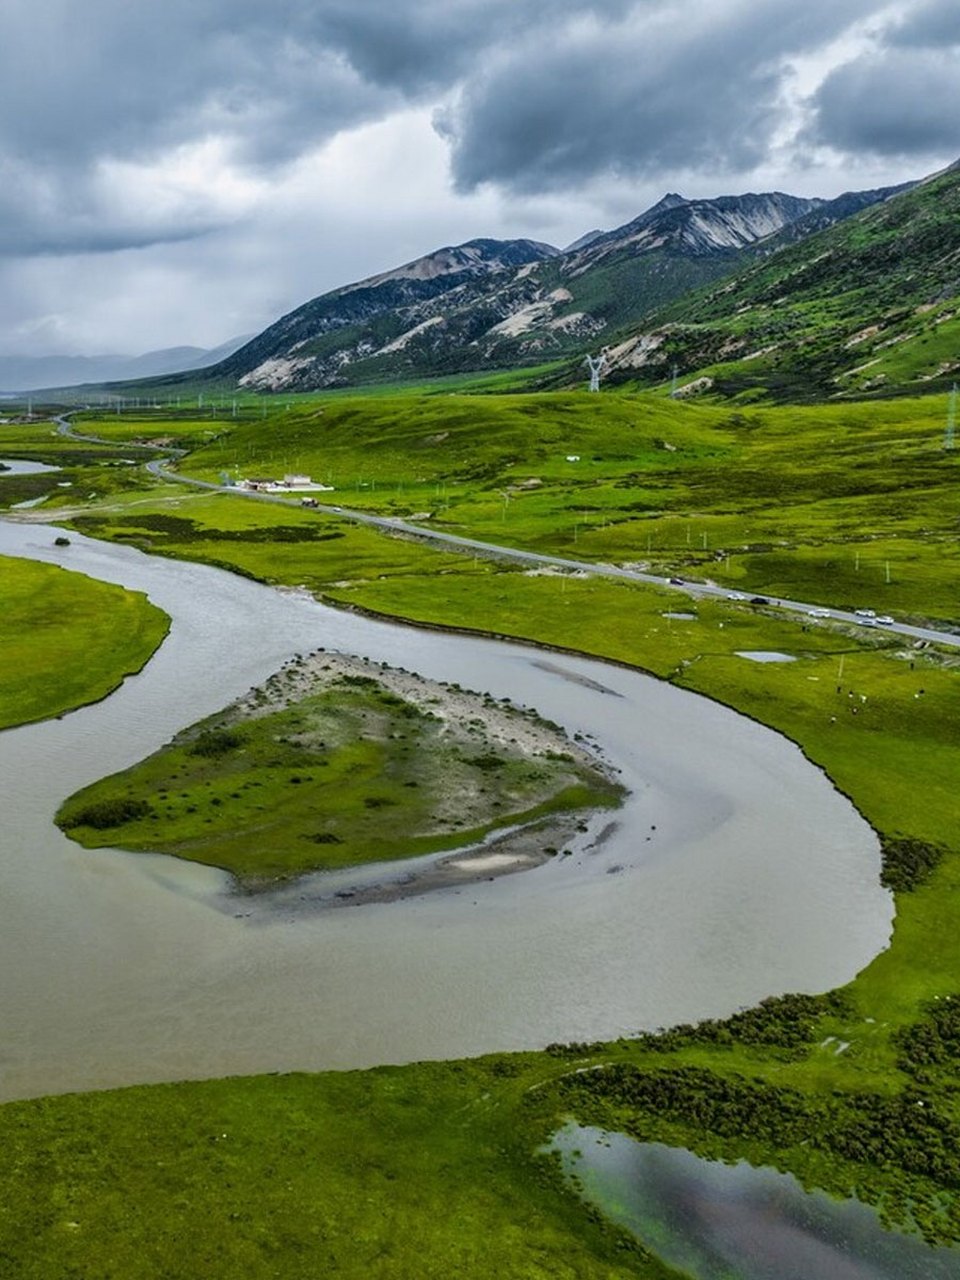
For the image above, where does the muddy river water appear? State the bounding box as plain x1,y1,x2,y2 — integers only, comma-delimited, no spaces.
0,521,893,1100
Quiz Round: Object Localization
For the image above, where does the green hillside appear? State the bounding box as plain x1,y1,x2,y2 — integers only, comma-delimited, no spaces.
611,163,960,401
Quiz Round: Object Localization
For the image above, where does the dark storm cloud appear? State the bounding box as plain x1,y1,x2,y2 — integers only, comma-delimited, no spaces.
314,0,635,93
435,0,877,193
0,1,638,173
0,0,393,168
808,51,960,157
0,0,641,254
0,0,940,257
806,1,960,160
0,0,395,253
889,0,960,48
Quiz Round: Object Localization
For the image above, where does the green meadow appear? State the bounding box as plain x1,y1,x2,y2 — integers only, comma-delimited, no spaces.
166,388,960,624
1,385,958,1276
0,555,168,729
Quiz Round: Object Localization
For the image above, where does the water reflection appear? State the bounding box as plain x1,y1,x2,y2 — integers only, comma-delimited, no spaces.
0,458,60,475
552,1124,960,1279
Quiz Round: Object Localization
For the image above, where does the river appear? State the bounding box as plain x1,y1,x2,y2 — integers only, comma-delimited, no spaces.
0,520,893,1100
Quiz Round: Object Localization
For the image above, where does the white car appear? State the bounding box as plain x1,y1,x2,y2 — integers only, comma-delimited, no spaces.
854,608,877,618
808,608,830,618
876,615,895,625
727,592,747,601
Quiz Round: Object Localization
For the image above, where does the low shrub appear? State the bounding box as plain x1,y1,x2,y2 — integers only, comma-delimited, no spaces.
63,798,153,829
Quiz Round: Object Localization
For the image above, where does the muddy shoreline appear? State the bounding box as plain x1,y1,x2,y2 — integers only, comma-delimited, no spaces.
238,812,600,916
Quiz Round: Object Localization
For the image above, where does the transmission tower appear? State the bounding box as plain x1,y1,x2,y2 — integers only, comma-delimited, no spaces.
583,349,608,392
945,383,957,451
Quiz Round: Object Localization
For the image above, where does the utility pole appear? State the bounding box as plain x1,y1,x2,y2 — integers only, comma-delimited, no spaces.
945,383,956,451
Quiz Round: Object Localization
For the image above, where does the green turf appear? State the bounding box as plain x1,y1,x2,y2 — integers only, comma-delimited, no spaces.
0,1062,666,1280
0,555,169,729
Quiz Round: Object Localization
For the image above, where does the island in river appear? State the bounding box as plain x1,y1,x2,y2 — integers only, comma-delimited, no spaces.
56,648,624,890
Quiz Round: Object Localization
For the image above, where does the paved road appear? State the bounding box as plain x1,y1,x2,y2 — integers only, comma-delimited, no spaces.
55,414,960,652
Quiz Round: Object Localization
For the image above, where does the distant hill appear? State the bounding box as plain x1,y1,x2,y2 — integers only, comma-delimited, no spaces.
604,163,959,400
0,336,253,394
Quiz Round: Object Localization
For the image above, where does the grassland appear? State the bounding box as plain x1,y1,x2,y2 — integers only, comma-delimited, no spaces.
56,650,619,884
2,387,959,1275
627,163,960,400
0,555,169,729
0,1060,670,1280
161,389,960,626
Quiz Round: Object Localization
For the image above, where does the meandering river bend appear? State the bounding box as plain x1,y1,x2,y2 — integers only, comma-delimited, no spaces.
0,521,893,1100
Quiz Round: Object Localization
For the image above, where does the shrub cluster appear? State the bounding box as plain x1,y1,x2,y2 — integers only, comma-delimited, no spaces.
63,797,153,829
560,1064,811,1145
188,729,245,757
628,991,851,1055
879,835,946,893
471,753,505,772
68,513,344,545
560,1063,960,1187
895,995,960,1074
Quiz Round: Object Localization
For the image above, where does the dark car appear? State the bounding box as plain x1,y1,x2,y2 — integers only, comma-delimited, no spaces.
669,576,685,585
749,595,769,605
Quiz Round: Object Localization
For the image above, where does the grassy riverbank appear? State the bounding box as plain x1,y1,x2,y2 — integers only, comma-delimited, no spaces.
40,483,960,1241
2,388,958,1276
56,650,620,885
0,1060,667,1280
0,555,168,729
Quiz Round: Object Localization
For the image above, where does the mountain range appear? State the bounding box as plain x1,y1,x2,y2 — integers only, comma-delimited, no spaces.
603,161,960,399
23,158,960,401
210,187,894,394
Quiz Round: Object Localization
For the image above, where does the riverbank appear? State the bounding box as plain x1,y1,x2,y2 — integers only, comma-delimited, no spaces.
0,553,168,730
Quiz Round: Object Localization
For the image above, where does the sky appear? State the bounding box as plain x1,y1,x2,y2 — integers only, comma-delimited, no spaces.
1,0,957,356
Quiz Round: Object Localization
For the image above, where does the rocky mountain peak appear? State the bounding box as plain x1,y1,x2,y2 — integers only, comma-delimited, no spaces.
343,237,558,294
